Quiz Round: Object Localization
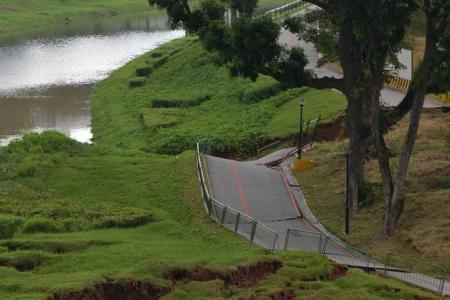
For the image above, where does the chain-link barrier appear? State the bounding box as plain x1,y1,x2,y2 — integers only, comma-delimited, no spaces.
384,253,447,295
284,228,373,270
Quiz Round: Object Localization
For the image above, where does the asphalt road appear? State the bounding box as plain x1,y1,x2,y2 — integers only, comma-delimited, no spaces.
203,150,450,296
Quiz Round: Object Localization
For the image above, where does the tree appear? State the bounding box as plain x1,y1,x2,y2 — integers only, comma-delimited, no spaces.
148,0,449,235
376,0,449,237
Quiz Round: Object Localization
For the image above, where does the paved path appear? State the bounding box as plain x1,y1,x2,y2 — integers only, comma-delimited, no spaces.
279,27,449,110
203,151,450,296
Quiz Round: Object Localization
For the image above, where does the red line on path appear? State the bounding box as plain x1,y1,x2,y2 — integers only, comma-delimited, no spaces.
230,160,251,216
277,168,303,219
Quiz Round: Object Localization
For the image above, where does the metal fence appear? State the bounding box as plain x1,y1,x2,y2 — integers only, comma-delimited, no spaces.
384,253,447,295
196,141,279,251
284,228,374,271
197,142,448,295
257,0,306,20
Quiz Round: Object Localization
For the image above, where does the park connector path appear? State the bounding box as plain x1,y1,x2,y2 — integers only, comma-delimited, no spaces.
202,149,450,296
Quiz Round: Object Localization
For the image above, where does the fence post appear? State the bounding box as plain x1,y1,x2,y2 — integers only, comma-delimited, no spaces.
220,206,227,224
438,268,446,295
272,234,278,252
250,221,257,243
320,237,328,254
318,234,324,253
384,254,391,276
234,213,240,232
284,229,291,250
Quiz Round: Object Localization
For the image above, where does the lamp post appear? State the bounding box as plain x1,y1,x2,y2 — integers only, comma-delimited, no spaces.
298,98,305,158
345,151,350,235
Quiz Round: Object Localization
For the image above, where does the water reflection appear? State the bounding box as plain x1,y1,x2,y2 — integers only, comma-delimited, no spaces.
0,85,92,144
0,15,185,145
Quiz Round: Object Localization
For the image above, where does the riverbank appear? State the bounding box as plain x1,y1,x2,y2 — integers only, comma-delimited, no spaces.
91,37,346,155
0,0,162,42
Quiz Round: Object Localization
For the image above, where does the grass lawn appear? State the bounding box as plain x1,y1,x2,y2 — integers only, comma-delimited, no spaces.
0,132,437,299
91,37,346,156
0,0,295,42
295,111,450,272
0,0,163,41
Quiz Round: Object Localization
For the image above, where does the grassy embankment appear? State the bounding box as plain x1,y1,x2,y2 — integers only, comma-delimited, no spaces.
0,0,161,41
297,111,450,272
0,36,438,298
92,37,346,155
0,0,293,42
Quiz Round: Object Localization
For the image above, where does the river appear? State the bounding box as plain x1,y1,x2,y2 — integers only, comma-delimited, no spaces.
0,15,185,145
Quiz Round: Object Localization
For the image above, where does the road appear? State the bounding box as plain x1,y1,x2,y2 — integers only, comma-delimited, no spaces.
279,27,448,109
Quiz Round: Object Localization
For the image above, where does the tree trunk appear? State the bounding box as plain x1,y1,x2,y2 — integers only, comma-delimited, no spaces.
346,98,371,214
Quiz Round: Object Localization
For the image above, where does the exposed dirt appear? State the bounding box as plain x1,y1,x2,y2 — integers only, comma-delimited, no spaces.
167,259,283,288
329,264,348,280
268,288,295,300
49,260,282,300
49,279,171,300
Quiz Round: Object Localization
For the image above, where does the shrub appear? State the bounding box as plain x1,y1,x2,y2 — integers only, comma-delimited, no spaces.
150,51,164,58
151,95,211,108
153,56,168,69
22,217,61,234
129,77,146,88
8,131,81,154
17,157,38,176
93,208,153,229
136,66,152,77
0,246,7,253
0,215,23,239
241,84,282,104
0,251,51,271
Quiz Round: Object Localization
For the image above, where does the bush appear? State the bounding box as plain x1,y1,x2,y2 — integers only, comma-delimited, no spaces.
0,246,7,253
240,83,282,104
0,215,23,239
150,51,164,58
0,251,51,271
22,217,61,234
153,56,168,68
129,77,146,88
8,131,81,154
17,157,38,176
93,208,153,229
136,66,152,77
151,95,211,108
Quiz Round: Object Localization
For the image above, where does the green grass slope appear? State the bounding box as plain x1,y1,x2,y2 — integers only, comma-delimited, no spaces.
91,37,346,155
296,111,450,272
0,0,162,41
0,32,439,299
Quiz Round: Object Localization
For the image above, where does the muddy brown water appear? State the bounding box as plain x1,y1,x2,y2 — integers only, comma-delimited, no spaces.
0,15,184,145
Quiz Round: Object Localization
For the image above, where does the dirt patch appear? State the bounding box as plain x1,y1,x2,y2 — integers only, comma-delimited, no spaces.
268,288,295,300
329,264,348,280
50,260,282,300
167,259,283,288
49,279,171,300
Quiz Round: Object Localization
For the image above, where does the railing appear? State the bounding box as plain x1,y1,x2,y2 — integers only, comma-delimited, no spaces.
284,229,374,271
257,0,307,20
196,141,279,251
384,253,447,295
197,142,448,295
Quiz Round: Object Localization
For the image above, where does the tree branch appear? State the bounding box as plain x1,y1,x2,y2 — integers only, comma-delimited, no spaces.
308,76,344,91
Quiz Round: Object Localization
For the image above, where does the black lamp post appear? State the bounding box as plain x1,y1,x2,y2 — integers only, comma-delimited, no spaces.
298,98,305,158
345,152,350,235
